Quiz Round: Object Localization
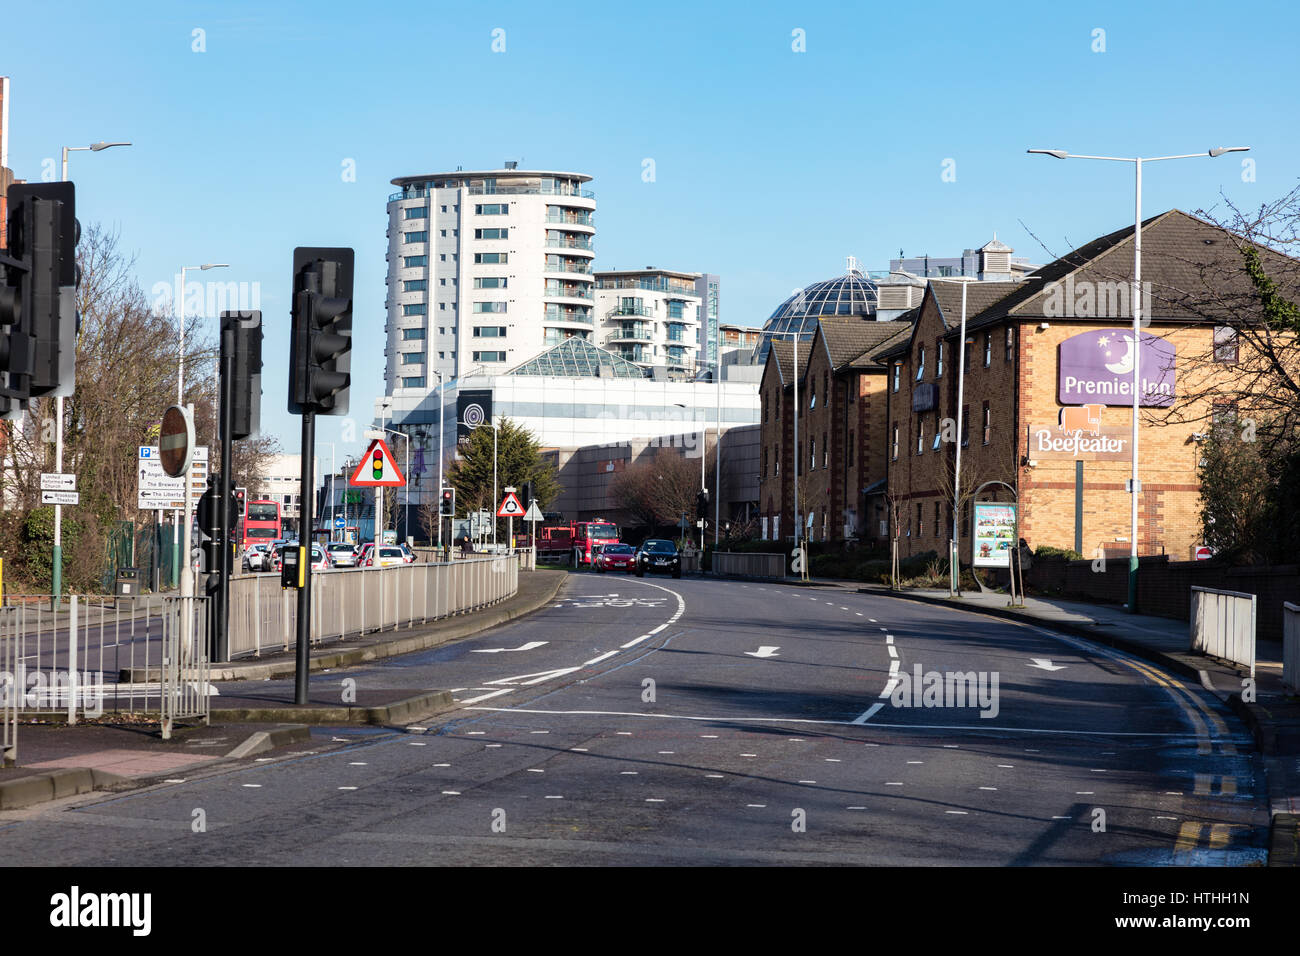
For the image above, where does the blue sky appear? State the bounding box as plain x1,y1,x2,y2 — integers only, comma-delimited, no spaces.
3,0,1294,460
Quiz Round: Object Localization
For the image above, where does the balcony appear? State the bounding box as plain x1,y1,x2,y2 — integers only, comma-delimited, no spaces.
608,324,654,343
614,346,653,364
545,286,593,300
545,237,595,251
467,184,596,199
545,212,594,227
610,306,654,318
544,262,593,275
544,310,594,325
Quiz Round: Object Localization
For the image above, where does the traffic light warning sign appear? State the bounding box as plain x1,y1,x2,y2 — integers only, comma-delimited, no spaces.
349,438,405,487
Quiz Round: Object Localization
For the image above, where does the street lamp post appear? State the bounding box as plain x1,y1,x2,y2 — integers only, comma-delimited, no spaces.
1027,145,1249,612
435,371,446,550
52,141,130,608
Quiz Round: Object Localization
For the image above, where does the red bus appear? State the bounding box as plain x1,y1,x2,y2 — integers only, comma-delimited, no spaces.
242,499,282,549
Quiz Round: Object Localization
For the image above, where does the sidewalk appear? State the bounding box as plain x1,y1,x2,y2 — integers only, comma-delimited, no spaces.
780,572,1300,865
0,570,567,810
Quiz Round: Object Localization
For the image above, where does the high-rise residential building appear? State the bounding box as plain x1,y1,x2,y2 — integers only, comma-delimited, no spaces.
594,268,701,377
696,272,720,366
384,164,597,389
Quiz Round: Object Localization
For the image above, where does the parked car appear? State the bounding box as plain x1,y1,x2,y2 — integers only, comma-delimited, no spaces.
327,542,359,568
309,545,331,571
399,543,416,563
357,542,375,567
363,545,407,568
594,542,636,574
635,538,682,578
242,543,271,572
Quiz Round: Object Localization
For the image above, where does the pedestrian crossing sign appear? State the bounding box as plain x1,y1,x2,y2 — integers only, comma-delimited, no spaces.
350,438,406,487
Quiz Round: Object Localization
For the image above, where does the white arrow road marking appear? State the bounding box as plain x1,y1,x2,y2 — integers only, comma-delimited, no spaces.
1028,658,1067,671
456,688,514,705
745,646,781,658
470,641,549,654
485,666,582,687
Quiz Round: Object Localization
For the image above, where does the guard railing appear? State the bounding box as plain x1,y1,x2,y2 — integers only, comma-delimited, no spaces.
1189,585,1257,678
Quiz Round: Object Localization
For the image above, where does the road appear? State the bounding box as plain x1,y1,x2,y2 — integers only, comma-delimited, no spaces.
0,573,1269,865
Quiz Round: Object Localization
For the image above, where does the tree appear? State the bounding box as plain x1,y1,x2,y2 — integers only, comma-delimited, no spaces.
445,418,561,529
609,448,706,533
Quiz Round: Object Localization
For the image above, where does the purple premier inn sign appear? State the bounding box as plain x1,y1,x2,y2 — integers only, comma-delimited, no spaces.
1058,330,1176,407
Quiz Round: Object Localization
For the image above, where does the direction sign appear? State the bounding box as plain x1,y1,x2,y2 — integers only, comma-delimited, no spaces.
138,446,209,510
159,405,194,477
497,492,525,517
334,516,345,529
349,438,405,487
41,490,79,506
40,473,76,491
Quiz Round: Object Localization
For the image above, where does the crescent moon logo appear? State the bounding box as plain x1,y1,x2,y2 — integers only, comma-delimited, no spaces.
1104,334,1135,375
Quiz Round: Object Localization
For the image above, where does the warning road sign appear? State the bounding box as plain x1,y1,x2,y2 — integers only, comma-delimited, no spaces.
497,492,525,517
350,438,406,487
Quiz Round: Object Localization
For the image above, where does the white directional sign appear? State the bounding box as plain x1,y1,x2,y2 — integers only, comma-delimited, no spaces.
40,473,76,491
41,490,79,506
523,501,544,522
137,445,209,510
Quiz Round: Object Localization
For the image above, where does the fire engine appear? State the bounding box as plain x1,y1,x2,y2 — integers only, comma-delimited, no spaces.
534,519,620,566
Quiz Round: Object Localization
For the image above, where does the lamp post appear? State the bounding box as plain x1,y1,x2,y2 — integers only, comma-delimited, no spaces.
1027,145,1249,612
317,442,336,541
53,141,130,609
435,371,446,550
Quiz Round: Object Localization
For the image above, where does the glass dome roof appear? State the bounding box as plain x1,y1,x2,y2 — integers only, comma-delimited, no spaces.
754,271,879,365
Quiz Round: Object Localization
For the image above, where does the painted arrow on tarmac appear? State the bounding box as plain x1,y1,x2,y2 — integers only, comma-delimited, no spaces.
471,641,549,654
1028,658,1067,671
485,666,582,686
744,646,781,658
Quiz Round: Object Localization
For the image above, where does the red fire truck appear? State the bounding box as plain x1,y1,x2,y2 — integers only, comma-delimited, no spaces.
569,520,620,567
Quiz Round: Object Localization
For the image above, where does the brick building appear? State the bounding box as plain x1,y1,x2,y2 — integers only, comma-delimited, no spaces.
880,208,1292,565
758,318,909,543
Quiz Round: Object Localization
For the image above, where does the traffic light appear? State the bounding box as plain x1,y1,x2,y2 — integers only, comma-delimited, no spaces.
439,487,455,516
288,247,353,416
520,480,535,509
696,490,709,520
197,480,222,578
234,487,247,523
221,310,263,439
0,182,78,418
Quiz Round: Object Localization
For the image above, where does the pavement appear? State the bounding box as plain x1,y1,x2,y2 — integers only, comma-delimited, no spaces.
769,572,1300,866
0,569,565,810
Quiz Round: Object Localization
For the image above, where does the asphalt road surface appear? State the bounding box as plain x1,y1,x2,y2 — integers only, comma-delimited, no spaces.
0,574,1268,865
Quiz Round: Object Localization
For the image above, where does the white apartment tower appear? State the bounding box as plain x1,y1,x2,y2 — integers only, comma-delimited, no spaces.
385,165,597,389
594,268,701,378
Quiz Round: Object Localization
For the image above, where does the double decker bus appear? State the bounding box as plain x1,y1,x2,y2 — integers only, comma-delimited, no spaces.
242,499,282,549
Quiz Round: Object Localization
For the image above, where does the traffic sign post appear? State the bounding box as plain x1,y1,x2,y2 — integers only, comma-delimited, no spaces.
350,438,405,555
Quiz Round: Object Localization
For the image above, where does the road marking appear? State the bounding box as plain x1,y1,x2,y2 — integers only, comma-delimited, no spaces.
486,666,581,687
700,735,718,738
886,634,894,644
998,764,1014,768
471,641,549,654
1028,658,1067,672
740,753,757,757
658,751,675,755
705,774,725,778
620,771,638,775
545,795,564,799
349,762,367,766
649,624,667,635
434,763,450,767
338,786,358,791
943,744,959,748
530,730,550,734
1174,822,1204,853
798,780,816,784
621,635,652,648
527,768,545,773
945,811,968,815
646,798,665,803
1076,791,1094,795
907,760,923,765
458,688,513,705
616,732,632,735
746,804,766,808
486,744,502,748
869,619,876,623
979,787,997,791
744,646,781,658
824,758,841,762
441,791,461,795
856,612,863,617
1156,815,1178,820
847,806,867,810
889,661,899,677
467,731,485,735
408,742,426,746
242,784,262,788
886,782,903,786
164,778,186,784
570,748,588,752
887,646,898,659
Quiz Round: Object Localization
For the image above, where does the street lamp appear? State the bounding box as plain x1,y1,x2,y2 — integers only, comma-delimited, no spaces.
1027,145,1250,612
51,140,131,609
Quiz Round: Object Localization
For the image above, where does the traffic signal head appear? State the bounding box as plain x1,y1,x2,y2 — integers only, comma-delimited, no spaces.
222,311,263,440
521,480,535,508
288,247,353,416
234,487,247,519
440,487,455,516
696,490,709,520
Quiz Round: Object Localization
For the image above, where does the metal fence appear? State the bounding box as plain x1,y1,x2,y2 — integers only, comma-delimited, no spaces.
1285,601,1300,694
226,554,519,660
1189,585,1257,678
1,607,16,765
713,551,787,580
160,596,210,739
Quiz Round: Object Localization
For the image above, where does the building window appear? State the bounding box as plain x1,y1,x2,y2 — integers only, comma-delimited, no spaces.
402,303,426,316
1214,325,1239,363
440,205,447,213
474,252,508,264
400,352,423,365
936,340,944,378
1212,401,1238,437
916,504,924,538
404,279,427,292
472,301,507,313
473,351,507,362
810,437,816,471
823,431,828,469
891,423,899,460
961,404,970,447
474,277,508,289
763,447,768,477
934,502,941,537
775,448,780,475
982,401,991,444
404,231,428,244
892,363,901,392
439,303,446,311
964,341,971,373
917,418,925,455
932,413,942,450
473,326,507,337
440,254,447,261
983,331,992,367
474,228,509,240
439,229,447,237
401,376,426,388
475,203,509,215
401,328,425,340
1005,326,1014,362
809,380,816,409
404,206,428,220
916,346,926,380
403,255,427,268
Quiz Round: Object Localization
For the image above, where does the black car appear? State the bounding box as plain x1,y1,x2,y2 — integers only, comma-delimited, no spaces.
635,538,681,578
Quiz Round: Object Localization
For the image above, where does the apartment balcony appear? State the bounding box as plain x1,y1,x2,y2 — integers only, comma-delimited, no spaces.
544,212,595,229
544,285,594,300
610,306,654,318
607,324,654,344
545,237,595,252
614,346,654,364
544,262,593,275
543,311,594,326
467,184,595,199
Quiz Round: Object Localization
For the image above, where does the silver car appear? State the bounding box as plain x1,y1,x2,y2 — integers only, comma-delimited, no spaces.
327,542,359,568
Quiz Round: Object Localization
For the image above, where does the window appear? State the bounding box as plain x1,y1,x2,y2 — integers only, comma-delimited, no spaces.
439,229,447,237
1212,401,1238,437
1214,325,1239,363
474,277,508,289
402,303,426,316
475,228,509,240
964,341,971,373
472,301,507,313
440,254,447,261
473,351,506,362
934,502,941,538
936,340,944,378
474,252,507,264
404,231,428,243
439,303,446,310
917,417,925,455
892,363,901,392
401,328,425,340
917,504,924,537
403,206,427,220
982,401,991,444
402,376,425,388
809,380,816,409
775,447,780,474
403,255,427,268
440,205,447,213
475,203,509,215
810,437,816,471
400,352,423,365
403,279,427,292
961,404,969,447
932,413,942,450
891,423,899,460
1005,326,1014,362
916,346,926,380
822,432,828,469
983,331,992,367
473,326,507,337
763,447,768,477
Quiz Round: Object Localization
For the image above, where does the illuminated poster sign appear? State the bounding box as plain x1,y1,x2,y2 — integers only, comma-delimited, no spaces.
972,502,1016,568
1058,330,1175,407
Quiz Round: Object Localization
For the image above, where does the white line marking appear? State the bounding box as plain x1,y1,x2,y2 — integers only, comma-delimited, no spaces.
886,782,904,786
649,624,667,634
847,806,867,810
408,742,426,746
349,762,367,766
1076,791,1094,795
746,804,767,808
527,768,544,773
616,732,632,736
486,743,502,748
979,787,997,791
471,641,549,654
887,646,898,659
658,751,674,755
798,780,817,784
943,744,959,749
458,688,513,705
740,753,757,757
545,795,563,799
242,784,262,789
433,763,450,767
998,764,1014,768
441,791,460,795
530,730,550,734
869,619,877,623
338,786,358,791
907,760,923,764
571,747,588,752
621,635,652,648
620,771,638,775
1052,815,1070,820
646,798,665,803
466,731,485,735
705,774,725,778
856,612,864,617
824,758,841,762
164,778,186,783
945,810,968,815
889,661,900,678
582,651,618,666
700,735,718,739
852,703,885,725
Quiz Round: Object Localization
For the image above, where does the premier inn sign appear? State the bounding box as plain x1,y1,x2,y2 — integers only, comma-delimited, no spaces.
1057,330,1176,407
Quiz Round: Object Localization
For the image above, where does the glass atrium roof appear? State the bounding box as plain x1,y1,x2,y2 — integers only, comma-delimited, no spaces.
753,271,879,365
509,337,648,378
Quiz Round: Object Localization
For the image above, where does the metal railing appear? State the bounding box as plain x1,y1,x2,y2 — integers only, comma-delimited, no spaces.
544,263,593,275
1190,585,1257,677
160,596,210,739
1285,601,1299,694
546,238,595,251
713,552,787,580
226,555,520,660
1,607,16,765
